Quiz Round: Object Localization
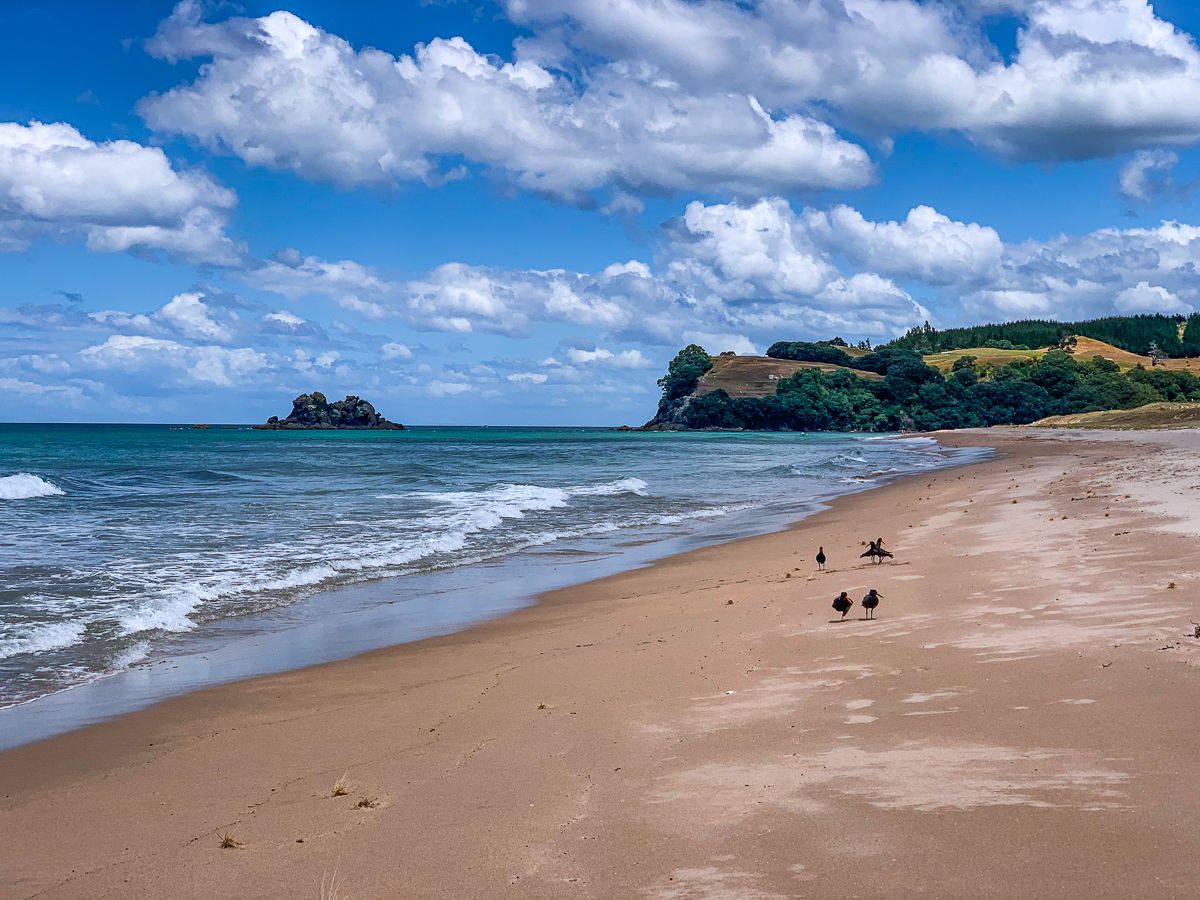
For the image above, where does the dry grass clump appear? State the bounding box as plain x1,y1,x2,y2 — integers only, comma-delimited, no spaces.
330,772,351,797
218,830,241,849
355,796,379,809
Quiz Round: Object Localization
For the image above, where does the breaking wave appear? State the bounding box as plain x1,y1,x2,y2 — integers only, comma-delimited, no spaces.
0,474,65,501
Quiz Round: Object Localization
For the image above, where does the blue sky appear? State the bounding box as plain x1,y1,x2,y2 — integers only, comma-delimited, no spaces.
6,0,1200,424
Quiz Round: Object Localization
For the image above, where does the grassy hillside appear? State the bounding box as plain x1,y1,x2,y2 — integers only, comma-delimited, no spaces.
695,355,879,399
925,336,1200,373
1029,402,1200,429
923,346,1044,372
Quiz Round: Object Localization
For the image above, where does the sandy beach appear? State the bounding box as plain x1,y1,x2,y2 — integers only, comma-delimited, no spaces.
2,429,1199,899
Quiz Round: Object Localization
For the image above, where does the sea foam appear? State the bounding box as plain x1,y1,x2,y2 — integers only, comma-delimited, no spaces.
0,473,65,500
0,621,85,659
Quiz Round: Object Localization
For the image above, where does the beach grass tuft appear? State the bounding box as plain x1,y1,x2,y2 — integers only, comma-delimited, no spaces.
331,772,351,797
320,866,342,900
218,830,241,849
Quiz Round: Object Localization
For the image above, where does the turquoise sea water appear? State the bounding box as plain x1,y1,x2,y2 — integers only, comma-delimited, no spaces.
0,425,984,711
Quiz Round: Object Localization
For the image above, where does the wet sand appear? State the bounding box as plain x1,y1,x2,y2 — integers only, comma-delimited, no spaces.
2,430,1198,898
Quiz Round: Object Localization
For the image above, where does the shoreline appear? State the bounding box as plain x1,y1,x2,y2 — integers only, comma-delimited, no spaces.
3,429,1199,898
0,434,985,750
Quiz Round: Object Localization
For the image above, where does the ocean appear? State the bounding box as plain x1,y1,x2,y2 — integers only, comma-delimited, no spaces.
0,424,985,725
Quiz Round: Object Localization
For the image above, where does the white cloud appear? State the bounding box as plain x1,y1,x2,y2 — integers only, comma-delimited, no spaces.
155,292,233,342
0,376,86,404
381,342,413,360
564,347,653,368
659,198,929,339
1115,281,1191,314
963,219,1200,319
667,198,835,299
291,349,340,372
0,353,71,376
506,0,1200,162
1118,149,1179,202
264,310,305,327
244,250,389,318
138,2,873,202
564,347,612,364
809,205,1004,285
0,120,239,264
79,334,266,386
427,380,472,397
507,371,548,383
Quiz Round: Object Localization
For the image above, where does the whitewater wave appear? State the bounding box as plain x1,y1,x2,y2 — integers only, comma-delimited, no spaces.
110,478,658,638
0,473,65,501
0,621,85,659
827,453,868,468
109,641,150,672
569,477,649,497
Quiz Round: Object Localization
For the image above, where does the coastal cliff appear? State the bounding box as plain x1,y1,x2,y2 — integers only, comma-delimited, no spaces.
256,393,405,430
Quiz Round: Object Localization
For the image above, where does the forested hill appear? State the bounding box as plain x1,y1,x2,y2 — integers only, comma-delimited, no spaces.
645,338,1200,432
883,313,1199,357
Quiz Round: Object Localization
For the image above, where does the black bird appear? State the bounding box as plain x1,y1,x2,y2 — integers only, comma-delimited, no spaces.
862,588,882,619
832,591,853,620
860,538,894,565
815,546,827,571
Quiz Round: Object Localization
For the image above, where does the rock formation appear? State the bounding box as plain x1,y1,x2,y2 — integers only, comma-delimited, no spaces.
256,393,405,430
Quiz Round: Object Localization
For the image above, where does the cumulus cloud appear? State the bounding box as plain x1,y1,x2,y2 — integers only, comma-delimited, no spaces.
138,2,873,202
658,198,930,341
79,334,266,386
808,205,1005,286
506,0,1200,163
0,121,239,264
955,219,1200,319
156,291,233,342
1114,281,1192,314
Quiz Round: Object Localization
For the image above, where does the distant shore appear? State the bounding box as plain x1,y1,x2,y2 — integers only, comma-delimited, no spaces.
3,429,1199,898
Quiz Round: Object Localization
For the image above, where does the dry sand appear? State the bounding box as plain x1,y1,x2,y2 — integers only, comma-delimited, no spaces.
2,430,1199,899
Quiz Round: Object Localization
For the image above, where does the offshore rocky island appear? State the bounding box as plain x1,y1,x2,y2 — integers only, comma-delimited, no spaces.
256,392,405,430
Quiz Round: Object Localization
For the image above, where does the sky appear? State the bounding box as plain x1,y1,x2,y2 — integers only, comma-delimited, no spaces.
6,1,1200,424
